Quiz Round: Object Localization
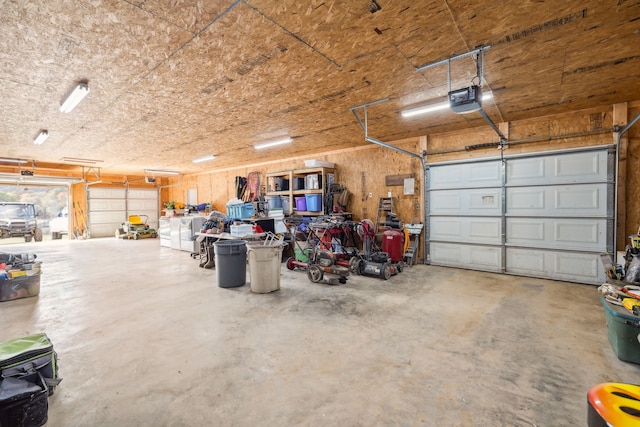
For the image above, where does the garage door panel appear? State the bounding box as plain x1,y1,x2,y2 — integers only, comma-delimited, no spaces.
506,218,606,251
430,242,503,272
89,211,125,225
430,217,502,245
507,184,607,216
89,224,118,238
428,148,612,285
88,188,158,238
507,151,608,185
506,248,606,284
88,188,126,199
430,189,502,215
429,161,501,189
127,199,158,212
128,189,157,199
89,199,126,212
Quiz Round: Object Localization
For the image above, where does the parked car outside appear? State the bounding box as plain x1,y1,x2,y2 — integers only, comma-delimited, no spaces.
49,208,69,240
0,202,43,242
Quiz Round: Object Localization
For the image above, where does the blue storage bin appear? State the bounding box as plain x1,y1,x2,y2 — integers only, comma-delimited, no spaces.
226,203,254,219
266,195,282,209
305,194,322,212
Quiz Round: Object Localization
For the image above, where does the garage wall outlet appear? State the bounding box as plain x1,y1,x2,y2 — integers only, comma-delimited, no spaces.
369,192,373,198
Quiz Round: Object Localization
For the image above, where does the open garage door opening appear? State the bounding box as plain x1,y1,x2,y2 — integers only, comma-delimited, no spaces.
0,185,69,244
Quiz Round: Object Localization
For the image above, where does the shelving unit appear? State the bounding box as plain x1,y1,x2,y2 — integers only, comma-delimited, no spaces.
266,167,335,216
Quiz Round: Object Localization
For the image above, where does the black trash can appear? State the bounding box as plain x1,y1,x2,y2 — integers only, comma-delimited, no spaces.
213,240,247,288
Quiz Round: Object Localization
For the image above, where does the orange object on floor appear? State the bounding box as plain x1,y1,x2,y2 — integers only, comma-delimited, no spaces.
587,383,640,427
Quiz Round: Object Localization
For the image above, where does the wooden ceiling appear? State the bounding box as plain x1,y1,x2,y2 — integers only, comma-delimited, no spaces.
1,0,639,176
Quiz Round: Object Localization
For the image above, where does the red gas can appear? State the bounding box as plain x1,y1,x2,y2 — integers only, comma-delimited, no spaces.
382,228,404,263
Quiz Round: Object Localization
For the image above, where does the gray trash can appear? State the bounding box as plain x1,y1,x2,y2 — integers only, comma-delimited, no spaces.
214,240,247,288
247,241,283,293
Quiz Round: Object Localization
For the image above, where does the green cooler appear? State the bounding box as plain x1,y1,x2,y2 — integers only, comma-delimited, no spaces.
599,295,640,364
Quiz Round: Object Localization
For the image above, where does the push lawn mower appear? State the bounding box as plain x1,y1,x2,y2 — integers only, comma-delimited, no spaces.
306,248,350,285
349,219,400,280
116,215,158,240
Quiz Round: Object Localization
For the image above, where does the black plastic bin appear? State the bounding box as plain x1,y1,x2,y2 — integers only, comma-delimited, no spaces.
214,240,247,288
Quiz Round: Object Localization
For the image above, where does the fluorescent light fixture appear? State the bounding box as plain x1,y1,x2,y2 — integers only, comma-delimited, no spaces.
0,173,82,186
60,82,90,113
33,130,49,145
401,101,449,118
254,137,293,150
0,158,28,164
60,157,103,164
401,92,493,118
144,169,180,175
192,155,216,164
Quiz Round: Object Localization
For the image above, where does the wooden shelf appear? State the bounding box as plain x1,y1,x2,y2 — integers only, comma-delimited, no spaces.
266,167,335,216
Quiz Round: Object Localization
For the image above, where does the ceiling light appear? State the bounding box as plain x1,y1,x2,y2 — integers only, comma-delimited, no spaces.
0,158,28,164
60,157,103,164
144,169,180,175
401,101,449,118
192,155,216,163
60,82,90,113
33,130,49,145
254,137,293,150
401,92,493,118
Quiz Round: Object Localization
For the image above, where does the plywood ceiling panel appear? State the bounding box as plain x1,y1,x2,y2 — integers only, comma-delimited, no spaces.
0,0,638,175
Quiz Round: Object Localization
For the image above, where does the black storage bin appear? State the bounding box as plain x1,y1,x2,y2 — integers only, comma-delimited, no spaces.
292,177,305,190
272,178,289,191
0,372,48,427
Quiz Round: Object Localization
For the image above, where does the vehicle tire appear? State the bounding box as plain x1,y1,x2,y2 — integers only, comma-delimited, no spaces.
349,257,361,274
152,232,158,238
382,264,392,280
24,235,32,242
134,233,139,240
34,228,43,242
286,257,295,270
307,265,323,283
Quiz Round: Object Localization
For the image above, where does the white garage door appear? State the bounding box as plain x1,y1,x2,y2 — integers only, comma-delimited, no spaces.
127,189,159,231
88,188,127,238
88,188,159,238
427,147,615,285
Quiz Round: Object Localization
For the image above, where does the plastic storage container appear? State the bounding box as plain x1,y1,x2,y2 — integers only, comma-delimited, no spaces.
271,178,289,191
265,195,282,209
305,174,321,189
304,160,334,168
280,196,290,212
295,197,307,211
247,241,283,293
599,295,640,364
292,177,305,190
226,203,254,220
0,273,41,302
230,224,253,236
214,240,247,288
305,194,322,212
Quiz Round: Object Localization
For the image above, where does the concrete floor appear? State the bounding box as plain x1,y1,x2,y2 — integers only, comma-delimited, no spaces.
1,238,638,426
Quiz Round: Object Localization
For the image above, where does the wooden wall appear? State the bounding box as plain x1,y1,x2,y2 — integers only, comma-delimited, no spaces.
162,138,424,226
163,101,640,259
